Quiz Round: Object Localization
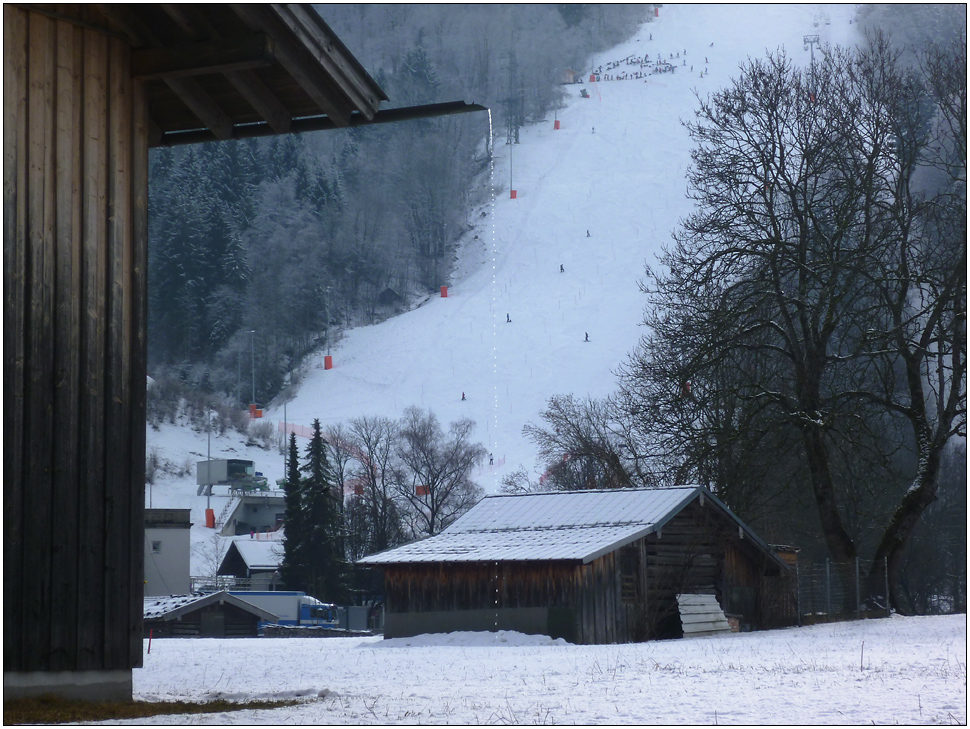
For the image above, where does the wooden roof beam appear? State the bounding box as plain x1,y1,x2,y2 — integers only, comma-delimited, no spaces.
97,4,235,140
164,76,235,140
275,4,384,118
224,69,292,134
158,3,217,42
130,35,275,80
157,4,291,134
231,4,356,127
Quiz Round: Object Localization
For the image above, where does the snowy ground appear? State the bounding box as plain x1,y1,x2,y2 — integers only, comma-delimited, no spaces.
146,3,861,575
127,614,966,725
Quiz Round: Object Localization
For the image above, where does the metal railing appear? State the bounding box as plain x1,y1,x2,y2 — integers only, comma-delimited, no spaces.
190,575,253,593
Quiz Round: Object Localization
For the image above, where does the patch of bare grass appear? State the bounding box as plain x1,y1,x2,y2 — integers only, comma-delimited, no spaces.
3,695,299,725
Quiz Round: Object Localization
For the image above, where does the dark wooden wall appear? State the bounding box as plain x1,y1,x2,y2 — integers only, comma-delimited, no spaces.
4,5,149,674
642,499,793,636
382,555,642,645
145,604,260,639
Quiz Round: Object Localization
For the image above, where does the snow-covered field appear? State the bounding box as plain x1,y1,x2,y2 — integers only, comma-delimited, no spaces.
130,615,966,725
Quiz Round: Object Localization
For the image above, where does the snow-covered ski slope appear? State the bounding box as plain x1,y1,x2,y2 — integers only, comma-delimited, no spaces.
269,4,858,489
147,6,861,566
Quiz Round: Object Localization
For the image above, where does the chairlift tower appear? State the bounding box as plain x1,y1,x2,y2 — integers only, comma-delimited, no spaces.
804,34,820,67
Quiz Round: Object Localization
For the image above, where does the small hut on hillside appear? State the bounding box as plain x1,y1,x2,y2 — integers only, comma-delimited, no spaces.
561,67,583,84
358,486,796,644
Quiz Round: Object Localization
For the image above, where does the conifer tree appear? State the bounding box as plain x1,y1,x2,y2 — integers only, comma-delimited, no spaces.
299,420,349,602
279,433,305,591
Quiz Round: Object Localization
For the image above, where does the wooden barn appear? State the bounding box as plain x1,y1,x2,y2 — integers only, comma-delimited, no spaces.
5,3,482,700
143,592,278,639
358,486,796,644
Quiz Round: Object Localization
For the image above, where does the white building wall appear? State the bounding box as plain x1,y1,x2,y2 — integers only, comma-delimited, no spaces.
144,510,192,595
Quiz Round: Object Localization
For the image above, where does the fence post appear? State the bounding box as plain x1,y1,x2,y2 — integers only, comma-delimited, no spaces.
795,562,801,627
825,558,832,619
884,556,890,618
855,557,861,619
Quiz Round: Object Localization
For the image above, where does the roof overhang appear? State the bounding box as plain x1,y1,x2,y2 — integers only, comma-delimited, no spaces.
22,4,486,147
154,100,488,147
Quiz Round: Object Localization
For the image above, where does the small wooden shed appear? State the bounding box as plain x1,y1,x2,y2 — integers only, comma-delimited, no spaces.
359,486,795,644
561,68,583,84
143,591,278,638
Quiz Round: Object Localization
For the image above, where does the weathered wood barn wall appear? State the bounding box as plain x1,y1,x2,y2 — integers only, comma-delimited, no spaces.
4,5,149,700
382,553,646,644
363,487,795,644
143,592,278,639
4,3,483,700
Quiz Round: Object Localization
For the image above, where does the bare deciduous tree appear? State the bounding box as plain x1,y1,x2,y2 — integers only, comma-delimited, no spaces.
617,34,965,612
345,415,406,558
396,407,486,536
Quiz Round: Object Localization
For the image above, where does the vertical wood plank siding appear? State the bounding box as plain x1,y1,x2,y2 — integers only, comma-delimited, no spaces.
23,8,57,669
49,16,83,671
3,5,148,674
3,4,29,669
384,557,635,645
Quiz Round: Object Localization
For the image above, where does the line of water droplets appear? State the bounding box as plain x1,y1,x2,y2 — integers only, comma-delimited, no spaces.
487,109,500,491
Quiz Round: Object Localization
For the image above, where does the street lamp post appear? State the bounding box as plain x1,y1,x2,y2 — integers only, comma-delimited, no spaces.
325,288,331,357
249,330,256,406
206,407,212,509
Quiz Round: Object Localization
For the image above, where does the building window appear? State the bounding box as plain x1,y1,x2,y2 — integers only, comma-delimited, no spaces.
151,540,162,554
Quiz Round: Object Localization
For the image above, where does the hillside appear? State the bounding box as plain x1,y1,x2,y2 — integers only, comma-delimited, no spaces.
145,4,860,574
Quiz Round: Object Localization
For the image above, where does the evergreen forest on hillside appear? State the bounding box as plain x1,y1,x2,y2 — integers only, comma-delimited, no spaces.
147,4,651,404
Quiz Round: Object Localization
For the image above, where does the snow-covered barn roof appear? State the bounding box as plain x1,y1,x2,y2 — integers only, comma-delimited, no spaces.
143,590,279,623
358,485,783,567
